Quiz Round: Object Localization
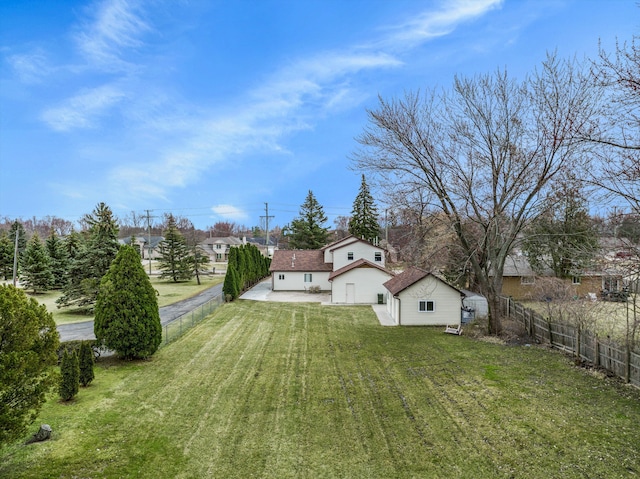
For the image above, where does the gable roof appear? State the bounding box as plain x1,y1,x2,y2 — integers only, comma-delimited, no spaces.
200,236,244,246
119,236,164,248
325,235,384,253
328,258,394,281
269,250,333,272
320,235,359,252
384,266,463,296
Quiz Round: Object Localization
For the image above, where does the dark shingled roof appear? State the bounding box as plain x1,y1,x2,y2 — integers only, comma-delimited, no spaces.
328,258,394,281
269,250,333,272
384,266,463,296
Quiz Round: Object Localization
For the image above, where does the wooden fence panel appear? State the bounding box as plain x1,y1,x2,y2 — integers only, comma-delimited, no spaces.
500,296,640,387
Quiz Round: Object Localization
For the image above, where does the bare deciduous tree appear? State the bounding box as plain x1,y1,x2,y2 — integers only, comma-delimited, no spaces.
353,55,600,334
590,36,640,214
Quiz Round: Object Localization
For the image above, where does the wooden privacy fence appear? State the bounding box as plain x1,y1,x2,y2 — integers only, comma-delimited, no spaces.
500,296,640,388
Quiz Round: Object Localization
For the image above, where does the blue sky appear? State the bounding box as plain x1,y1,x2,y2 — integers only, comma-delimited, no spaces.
1,0,638,231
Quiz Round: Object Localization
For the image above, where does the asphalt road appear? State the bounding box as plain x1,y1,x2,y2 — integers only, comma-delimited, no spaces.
57,283,224,342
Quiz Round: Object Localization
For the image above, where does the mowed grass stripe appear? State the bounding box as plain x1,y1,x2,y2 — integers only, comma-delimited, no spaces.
2,301,640,478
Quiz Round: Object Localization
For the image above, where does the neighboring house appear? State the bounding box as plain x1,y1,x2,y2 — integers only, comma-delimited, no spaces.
384,267,465,326
500,247,630,300
199,237,245,262
269,235,393,304
119,236,164,259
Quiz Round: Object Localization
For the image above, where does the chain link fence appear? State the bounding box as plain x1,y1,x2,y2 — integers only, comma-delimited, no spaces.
162,292,224,345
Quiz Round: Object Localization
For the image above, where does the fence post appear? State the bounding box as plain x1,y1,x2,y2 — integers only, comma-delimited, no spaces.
626,343,631,384
594,335,599,367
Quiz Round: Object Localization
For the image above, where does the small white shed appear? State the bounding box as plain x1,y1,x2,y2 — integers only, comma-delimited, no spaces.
384,267,464,326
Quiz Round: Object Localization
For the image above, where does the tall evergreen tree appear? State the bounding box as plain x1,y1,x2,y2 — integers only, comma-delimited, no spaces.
46,231,70,289
191,245,210,286
78,341,95,387
348,174,380,243
57,203,120,311
523,183,599,279
223,263,241,300
0,231,13,280
21,233,54,293
94,245,162,359
0,284,59,446
287,190,329,249
59,349,79,401
158,214,193,282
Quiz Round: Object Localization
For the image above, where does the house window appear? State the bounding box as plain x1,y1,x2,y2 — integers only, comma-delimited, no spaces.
418,300,435,312
304,273,312,282
216,244,222,249
521,276,535,285
572,276,581,285
347,252,354,260
374,252,382,262
278,274,285,280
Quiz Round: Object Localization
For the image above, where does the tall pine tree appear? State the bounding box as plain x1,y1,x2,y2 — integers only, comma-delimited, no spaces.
0,231,13,280
287,190,329,249
94,245,162,359
157,214,193,282
523,182,599,279
57,203,120,311
21,233,53,293
46,231,69,289
348,174,380,243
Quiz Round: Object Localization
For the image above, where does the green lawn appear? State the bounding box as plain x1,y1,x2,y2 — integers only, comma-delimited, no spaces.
22,275,224,325
2,301,639,478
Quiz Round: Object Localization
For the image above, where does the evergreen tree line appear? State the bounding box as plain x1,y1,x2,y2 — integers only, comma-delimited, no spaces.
223,243,271,301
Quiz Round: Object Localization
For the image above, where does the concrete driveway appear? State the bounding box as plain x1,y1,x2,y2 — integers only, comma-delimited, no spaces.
240,279,396,326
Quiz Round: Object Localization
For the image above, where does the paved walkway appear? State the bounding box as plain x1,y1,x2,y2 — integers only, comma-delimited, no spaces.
240,279,396,326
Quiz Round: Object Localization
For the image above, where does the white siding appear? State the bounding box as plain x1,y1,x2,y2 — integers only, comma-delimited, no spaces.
386,293,400,325
395,276,461,326
331,267,392,304
323,237,358,263
332,242,385,270
272,272,331,291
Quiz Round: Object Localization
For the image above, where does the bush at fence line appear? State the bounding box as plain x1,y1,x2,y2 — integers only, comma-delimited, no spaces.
501,295,640,387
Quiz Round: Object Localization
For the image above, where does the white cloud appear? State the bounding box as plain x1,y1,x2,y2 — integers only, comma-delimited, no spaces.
6,49,52,83
211,204,249,222
74,0,150,71
41,84,126,131
379,0,503,50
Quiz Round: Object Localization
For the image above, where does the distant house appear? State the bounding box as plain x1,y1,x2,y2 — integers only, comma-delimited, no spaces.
269,235,393,304
119,236,164,259
384,267,464,326
199,237,245,262
499,243,631,300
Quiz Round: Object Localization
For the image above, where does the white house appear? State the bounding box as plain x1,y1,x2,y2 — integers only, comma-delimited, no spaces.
270,235,393,304
269,250,333,292
329,258,394,304
199,237,245,262
383,267,464,326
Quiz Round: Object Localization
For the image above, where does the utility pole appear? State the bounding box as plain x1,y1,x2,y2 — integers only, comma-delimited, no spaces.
260,202,275,253
145,209,155,275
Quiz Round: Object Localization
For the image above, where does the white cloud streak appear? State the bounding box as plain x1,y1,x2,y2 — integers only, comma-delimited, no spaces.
378,0,503,50
74,0,150,71
41,84,126,131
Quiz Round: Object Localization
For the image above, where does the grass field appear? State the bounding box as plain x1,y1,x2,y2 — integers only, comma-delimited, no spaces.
21,275,224,325
2,300,639,478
